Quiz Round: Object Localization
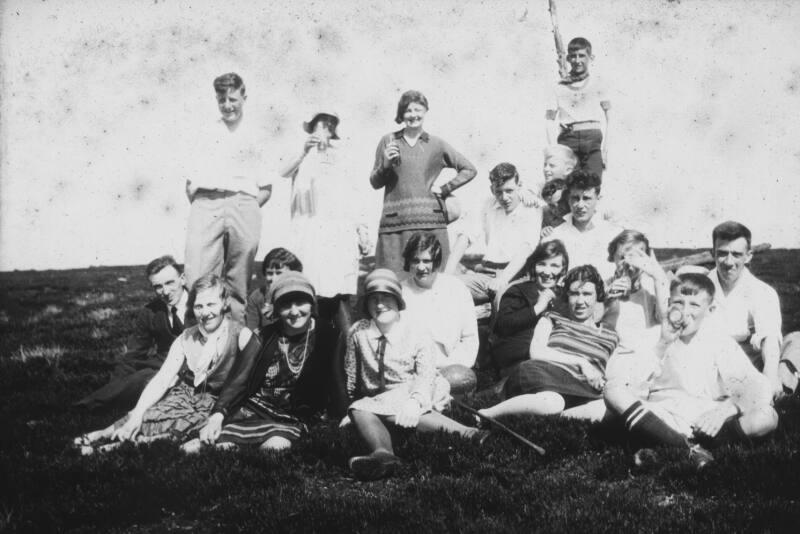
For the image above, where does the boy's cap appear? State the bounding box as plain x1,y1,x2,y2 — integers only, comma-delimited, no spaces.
268,271,316,305
303,111,340,139
363,268,406,311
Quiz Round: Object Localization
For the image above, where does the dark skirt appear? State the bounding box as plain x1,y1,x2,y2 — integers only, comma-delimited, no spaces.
504,360,601,409
217,398,307,445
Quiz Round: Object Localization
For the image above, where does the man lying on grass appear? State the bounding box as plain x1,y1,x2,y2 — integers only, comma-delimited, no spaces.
73,275,259,454
603,273,778,469
74,255,193,412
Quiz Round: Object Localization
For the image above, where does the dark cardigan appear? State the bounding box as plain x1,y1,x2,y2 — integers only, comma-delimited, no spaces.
211,320,342,421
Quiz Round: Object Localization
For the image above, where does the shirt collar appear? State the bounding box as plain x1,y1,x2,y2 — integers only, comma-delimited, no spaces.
367,318,406,345
392,130,430,143
197,317,229,344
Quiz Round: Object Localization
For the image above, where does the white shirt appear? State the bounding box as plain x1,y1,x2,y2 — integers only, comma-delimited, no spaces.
187,117,273,197
477,198,542,265
647,320,771,428
612,276,662,352
545,214,621,280
401,273,479,369
550,75,610,125
709,267,782,348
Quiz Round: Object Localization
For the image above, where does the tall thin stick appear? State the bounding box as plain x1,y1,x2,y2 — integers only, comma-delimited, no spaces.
549,0,570,80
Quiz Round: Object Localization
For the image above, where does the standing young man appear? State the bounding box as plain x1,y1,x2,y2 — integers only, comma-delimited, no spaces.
185,73,273,323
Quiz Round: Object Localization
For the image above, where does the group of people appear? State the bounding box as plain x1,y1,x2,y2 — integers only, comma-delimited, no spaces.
74,37,800,479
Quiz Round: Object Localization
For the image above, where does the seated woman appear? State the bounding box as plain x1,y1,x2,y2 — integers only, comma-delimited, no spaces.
191,272,339,452
345,269,486,481
602,230,670,398
490,240,569,377
602,230,669,351
479,265,619,420
74,275,258,453
400,231,479,386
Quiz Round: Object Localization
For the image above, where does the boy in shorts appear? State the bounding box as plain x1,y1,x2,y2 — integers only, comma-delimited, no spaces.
604,273,778,468
545,37,611,178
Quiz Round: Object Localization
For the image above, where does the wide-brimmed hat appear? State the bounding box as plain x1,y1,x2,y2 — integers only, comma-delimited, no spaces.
303,111,340,140
363,268,406,313
268,271,316,307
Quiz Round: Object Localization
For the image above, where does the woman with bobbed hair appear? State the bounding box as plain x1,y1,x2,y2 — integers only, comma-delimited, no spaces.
399,231,478,386
490,239,569,377
479,265,619,420
370,90,477,272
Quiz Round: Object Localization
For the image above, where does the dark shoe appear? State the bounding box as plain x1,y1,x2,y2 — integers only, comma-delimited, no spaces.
633,448,659,468
688,444,714,469
348,451,401,481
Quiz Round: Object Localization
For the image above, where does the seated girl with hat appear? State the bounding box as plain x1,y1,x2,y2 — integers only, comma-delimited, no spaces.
344,269,486,481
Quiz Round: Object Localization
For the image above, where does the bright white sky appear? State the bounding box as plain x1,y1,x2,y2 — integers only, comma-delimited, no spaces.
1,0,799,270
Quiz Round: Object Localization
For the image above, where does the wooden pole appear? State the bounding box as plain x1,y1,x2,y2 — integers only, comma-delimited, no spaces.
549,0,570,80
659,243,771,272
452,397,546,455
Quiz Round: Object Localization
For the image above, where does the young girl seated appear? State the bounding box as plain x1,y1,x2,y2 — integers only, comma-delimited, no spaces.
190,272,339,452
491,240,569,377
244,247,303,331
344,269,485,481
480,265,619,420
74,275,258,453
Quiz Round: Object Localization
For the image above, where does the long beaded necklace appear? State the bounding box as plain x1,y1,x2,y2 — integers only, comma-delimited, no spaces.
278,320,313,375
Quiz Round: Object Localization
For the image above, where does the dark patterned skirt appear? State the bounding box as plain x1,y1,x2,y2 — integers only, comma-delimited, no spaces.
504,360,601,409
217,396,307,445
114,381,216,440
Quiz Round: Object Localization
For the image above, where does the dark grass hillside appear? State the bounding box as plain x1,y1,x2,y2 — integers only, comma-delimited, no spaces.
1,251,799,532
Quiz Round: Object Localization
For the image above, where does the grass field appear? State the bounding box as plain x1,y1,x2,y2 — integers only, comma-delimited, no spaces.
1,250,799,533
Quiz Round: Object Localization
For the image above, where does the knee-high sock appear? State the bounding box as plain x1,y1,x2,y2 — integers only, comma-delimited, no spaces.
621,401,687,448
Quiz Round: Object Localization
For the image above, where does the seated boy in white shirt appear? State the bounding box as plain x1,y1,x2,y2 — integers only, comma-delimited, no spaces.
604,273,778,469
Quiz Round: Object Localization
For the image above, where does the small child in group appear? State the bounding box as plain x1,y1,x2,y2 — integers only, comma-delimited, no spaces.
603,273,779,469
344,269,487,481
543,144,578,183
540,178,569,234
244,247,303,331
545,37,611,178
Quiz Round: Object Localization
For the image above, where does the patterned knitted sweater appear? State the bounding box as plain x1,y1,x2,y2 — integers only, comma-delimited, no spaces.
370,130,476,233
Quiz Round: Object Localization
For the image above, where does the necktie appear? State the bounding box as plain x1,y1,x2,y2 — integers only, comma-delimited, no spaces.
171,306,183,335
377,336,387,392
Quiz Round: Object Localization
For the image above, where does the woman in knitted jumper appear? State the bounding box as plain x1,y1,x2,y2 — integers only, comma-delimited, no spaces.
370,90,477,273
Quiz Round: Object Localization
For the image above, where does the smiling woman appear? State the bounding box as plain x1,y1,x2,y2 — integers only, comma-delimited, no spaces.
191,272,341,453
73,274,259,454
480,264,619,421
400,232,479,382
369,90,477,272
